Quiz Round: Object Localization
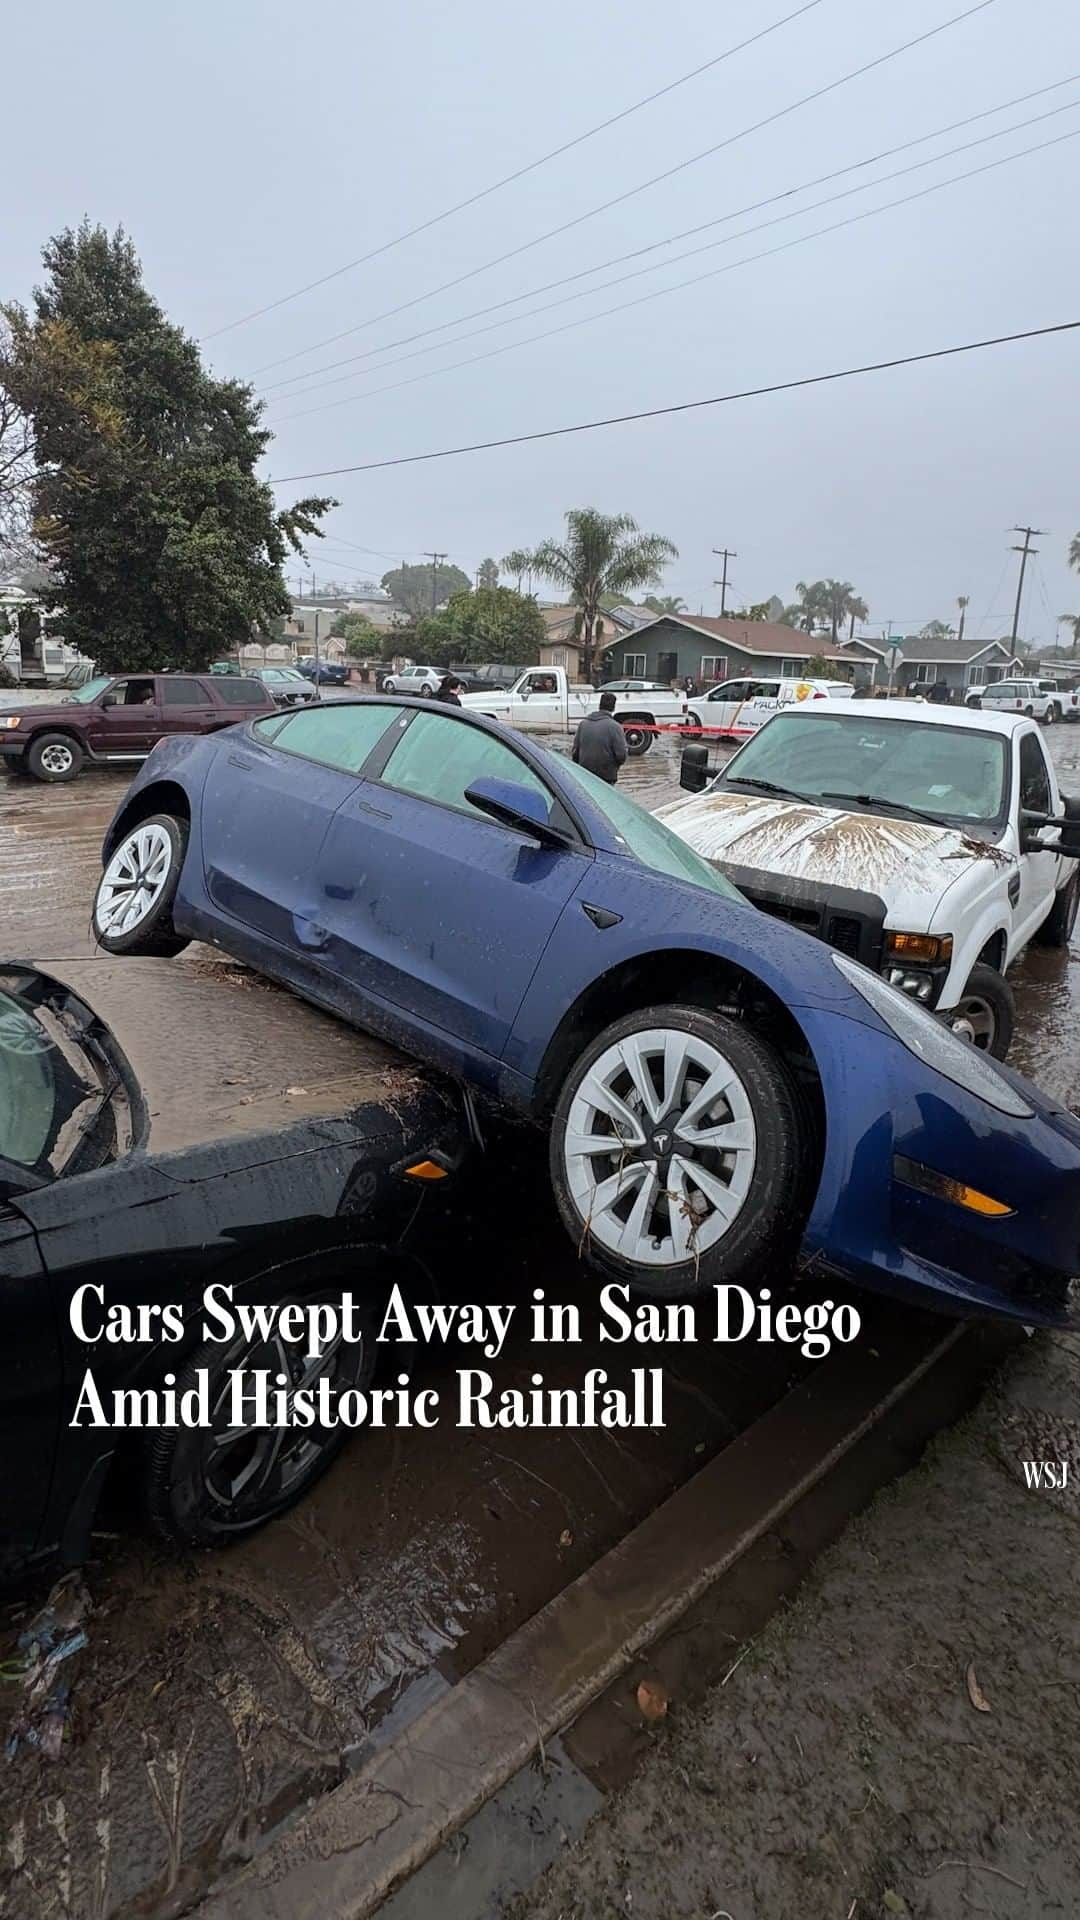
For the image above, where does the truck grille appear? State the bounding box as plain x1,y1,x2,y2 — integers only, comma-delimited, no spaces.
718,863,887,973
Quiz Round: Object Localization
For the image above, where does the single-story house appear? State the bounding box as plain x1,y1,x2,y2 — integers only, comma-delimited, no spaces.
600,614,877,687
842,635,1023,698
538,604,656,673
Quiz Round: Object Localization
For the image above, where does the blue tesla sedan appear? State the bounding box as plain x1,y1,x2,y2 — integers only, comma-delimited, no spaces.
93,697,1080,1324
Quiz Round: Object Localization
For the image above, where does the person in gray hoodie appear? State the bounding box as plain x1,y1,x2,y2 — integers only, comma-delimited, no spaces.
571,692,629,786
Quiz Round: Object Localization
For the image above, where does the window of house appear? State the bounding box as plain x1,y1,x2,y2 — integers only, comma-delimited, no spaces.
624,653,646,678
780,659,803,677
700,655,728,681
967,664,985,686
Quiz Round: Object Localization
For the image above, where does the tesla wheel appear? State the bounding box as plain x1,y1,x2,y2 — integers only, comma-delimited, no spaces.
93,813,191,957
1035,870,1080,949
27,732,84,782
549,1004,805,1298
142,1290,377,1548
945,963,1014,1059
621,723,653,755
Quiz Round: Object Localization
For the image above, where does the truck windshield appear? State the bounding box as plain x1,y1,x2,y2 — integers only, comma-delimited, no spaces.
720,713,1008,827
556,755,743,900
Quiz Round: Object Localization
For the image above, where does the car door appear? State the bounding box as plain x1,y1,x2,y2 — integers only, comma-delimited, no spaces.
199,703,400,953
94,676,161,756
510,670,565,730
1014,729,1060,947
156,674,218,739
312,708,589,1059
697,679,750,735
742,680,782,733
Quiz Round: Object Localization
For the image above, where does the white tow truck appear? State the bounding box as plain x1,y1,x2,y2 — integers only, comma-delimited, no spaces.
663,700,1080,1059
459,665,687,753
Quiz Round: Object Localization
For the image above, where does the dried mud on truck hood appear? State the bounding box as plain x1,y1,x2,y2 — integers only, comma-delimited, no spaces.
656,791,1011,900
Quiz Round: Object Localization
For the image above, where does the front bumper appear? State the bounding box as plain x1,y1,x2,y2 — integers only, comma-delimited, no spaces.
0,734,27,763
796,1005,1080,1327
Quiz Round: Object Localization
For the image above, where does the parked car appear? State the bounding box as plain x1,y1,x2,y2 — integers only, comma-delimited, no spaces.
978,678,1060,723
92,696,1080,1327
247,666,318,706
684,676,855,739
0,960,466,1583
602,678,674,694
382,664,443,695
460,665,687,753
297,657,349,686
667,702,1080,1059
454,663,526,693
0,672,276,783
209,660,242,675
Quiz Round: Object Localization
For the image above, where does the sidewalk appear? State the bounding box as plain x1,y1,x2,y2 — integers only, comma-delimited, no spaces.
511,1330,1080,1920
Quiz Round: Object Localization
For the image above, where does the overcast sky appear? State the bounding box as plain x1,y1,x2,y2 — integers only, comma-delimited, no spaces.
7,0,1080,642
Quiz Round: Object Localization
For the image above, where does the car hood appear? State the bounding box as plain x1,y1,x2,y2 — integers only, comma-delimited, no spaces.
656,789,1014,904
0,703,70,723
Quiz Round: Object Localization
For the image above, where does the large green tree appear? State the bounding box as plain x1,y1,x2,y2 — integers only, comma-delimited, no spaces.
0,224,334,671
445,585,544,663
380,560,471,619
525,509,677,682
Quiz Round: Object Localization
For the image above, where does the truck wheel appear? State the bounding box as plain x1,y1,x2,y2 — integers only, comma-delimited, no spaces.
622,723,652,755
1035,870,1080,948
142,1286,377,1547
27,732,84,782
92,813,191,957
549,1004,805,1299
1024,705,1035,718
945,964,1014,1060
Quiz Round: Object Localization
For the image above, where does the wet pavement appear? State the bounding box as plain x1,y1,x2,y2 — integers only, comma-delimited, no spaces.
0,719,1077,1919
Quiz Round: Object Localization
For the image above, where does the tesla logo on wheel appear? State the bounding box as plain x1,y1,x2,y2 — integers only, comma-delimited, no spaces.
654,1131,670,1152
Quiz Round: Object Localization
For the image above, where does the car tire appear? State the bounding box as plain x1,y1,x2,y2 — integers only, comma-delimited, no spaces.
945,963,1015,1059
93,812,191,957
1035,870,1080,949
27,731,84,782
141,1287,377,1548
621,722,653,755
549,1003,805,1299
1024,705,1035,718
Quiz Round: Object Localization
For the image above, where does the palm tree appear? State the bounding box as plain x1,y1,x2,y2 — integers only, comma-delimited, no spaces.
1069,533,1080,572
1058,614,1080,658
643,593,687,615
477,557,499,592
956,594,969,646
501,548,533,593
846,593,869,640
820,580,863,644
786,580,828,633
525,510,678,682
919,620,952,640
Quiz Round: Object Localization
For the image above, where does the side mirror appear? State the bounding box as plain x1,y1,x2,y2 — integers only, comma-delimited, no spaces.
680,745,711,794
100,691,118,708
518,684,531,701
465,776,568,848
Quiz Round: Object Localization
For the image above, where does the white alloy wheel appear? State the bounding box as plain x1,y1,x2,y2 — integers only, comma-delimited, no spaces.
95,823,175,940
561,1026,757,1267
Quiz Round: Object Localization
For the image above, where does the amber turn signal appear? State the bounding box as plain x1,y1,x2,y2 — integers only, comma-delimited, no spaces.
894,1154,1014,1216
885,931,953,964
403,1159,449,1181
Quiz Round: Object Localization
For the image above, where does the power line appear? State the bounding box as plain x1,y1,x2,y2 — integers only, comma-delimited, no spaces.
199,1,825,344
250,0,995,381
268,126,1080,427
261,75,1078,399
266,319,1080,484
266,101,1080,417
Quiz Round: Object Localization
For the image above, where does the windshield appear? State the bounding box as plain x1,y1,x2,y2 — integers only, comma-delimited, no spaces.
67,674,115,704
719,712,1008,826
555,754,742,900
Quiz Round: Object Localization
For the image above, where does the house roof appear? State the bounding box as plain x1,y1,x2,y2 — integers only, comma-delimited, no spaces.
603,613,854,661
896,637,1018,666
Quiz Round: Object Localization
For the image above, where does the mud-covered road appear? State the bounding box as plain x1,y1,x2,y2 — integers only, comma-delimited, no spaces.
0,717,1076,1920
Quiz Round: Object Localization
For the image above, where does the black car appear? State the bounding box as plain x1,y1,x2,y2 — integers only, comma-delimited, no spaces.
297,657,349,685
452,662,525,692
0,960,466,1586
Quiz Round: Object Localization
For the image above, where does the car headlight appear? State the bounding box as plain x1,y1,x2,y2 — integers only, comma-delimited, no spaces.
1,716,22,729
831,952,1033,1119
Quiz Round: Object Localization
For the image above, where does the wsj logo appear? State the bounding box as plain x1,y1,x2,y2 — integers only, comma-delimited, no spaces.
1023,1460,1070,1490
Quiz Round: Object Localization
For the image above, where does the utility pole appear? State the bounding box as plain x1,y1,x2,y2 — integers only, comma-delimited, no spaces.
712,548,737,615
1009,526,1045,650
424,552,447,616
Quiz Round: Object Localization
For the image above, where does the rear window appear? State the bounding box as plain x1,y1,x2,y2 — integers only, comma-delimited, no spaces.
214,678,272,706
161,676,213,706
256,701,399,772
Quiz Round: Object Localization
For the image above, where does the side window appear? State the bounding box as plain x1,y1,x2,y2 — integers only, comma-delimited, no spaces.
748,681,780,699
524,671,558,694
160,677,211,706
1018,733,1052,814
215,678,270,707
710,680,747,702
264,703,398,772
115,678,155,707
380,711,554,822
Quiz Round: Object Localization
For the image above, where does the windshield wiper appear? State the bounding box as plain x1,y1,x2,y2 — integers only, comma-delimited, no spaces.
722,775,817,804
818,790,954,829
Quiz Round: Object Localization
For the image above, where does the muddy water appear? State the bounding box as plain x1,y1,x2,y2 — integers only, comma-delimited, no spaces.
0,721,1076,1920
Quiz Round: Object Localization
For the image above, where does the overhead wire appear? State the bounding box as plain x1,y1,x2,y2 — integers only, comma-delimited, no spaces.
199,0,826,342
248,0,996,379
266,318,1080,484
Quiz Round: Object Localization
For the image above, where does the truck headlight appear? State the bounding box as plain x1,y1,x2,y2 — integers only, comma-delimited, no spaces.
885,931,952,964
0,717,22,729
832,952,1033,1119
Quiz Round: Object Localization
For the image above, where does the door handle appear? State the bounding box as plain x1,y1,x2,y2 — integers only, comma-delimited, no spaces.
357,798,392,819
228,753,254,770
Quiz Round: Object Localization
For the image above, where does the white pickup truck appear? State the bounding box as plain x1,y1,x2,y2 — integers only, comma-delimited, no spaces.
663,699,1080,1059
459,665,687,753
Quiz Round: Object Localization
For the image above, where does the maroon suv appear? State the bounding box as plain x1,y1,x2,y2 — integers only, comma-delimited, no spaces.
0,671,277,783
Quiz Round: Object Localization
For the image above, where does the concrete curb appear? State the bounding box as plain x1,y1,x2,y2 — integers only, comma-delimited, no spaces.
199,1319,967,1919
